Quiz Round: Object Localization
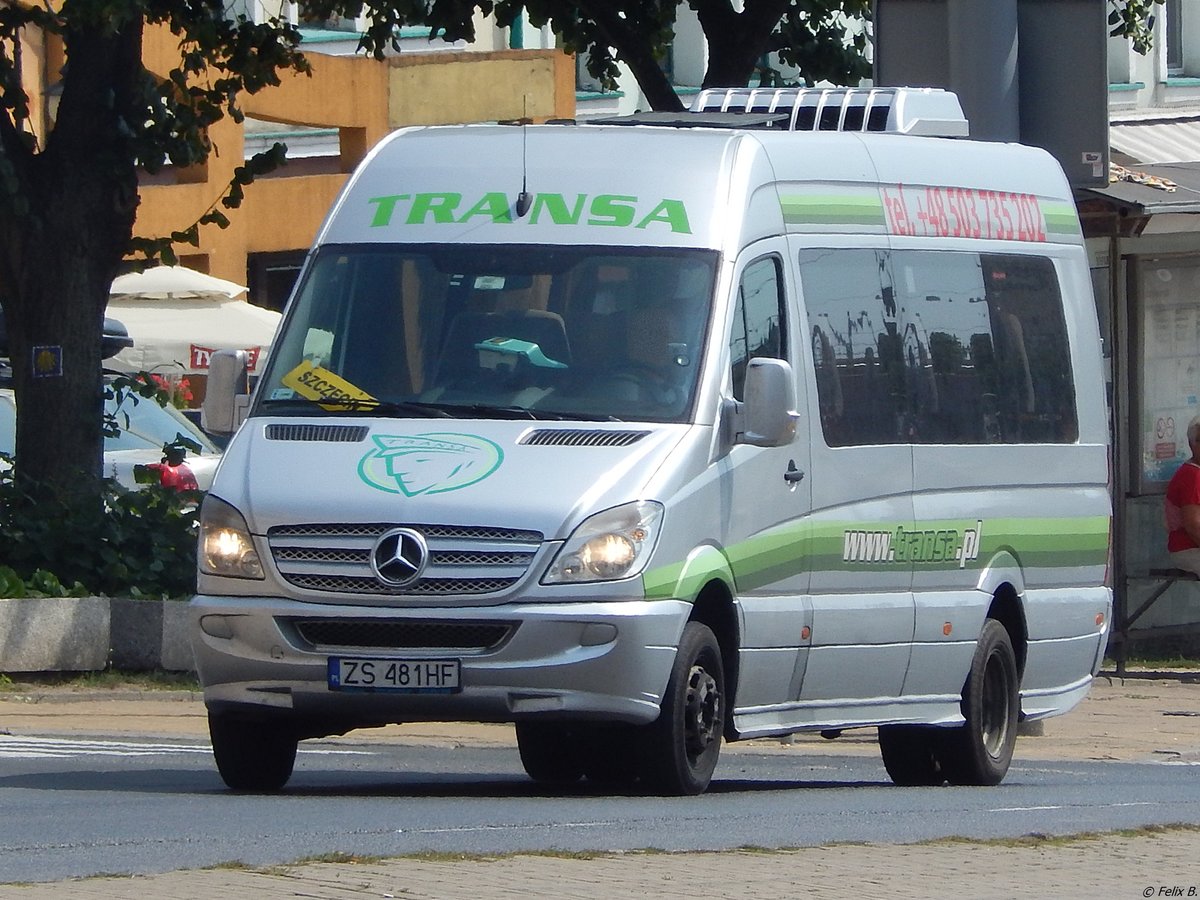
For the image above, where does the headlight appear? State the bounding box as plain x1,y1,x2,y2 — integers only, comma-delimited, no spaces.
543,501,664,584
199,495,264,579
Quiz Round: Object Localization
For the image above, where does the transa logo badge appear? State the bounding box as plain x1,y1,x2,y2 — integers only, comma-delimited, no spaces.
358,433,503,496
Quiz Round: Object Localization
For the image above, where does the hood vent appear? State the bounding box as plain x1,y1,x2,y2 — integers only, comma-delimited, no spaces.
521,428,650,448
266,424,369,443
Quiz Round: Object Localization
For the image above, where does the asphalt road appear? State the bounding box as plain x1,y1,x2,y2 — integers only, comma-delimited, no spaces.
3,733,1199,884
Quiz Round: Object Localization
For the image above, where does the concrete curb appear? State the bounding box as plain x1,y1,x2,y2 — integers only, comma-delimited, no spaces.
0,596,194,674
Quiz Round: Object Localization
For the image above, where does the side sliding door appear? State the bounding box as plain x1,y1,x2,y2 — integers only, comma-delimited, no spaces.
794,244,916,717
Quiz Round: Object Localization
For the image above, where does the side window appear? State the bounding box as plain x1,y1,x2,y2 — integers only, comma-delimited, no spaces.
888,250,1078,444
979,254,1077,442
798,248,902,446
800,248,1078,446
729,256,786,401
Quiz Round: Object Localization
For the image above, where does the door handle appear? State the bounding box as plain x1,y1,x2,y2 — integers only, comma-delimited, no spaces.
784,460,805,483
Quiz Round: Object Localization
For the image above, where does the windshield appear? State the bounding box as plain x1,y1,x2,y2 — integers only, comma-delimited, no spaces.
255,245,717,423
0,388,219,455
105,391,220,453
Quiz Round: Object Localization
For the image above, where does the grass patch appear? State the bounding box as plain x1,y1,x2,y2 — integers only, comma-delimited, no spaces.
0,669,200,694
34,824,1200,887
207,860,255,871
1103,654,1200,671
917,823,1200,849
288,851,386,866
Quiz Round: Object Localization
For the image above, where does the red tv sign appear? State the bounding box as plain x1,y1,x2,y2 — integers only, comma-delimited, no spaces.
190,345,262,370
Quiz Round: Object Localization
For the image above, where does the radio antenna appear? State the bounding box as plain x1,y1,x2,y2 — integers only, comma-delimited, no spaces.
516,96,532,217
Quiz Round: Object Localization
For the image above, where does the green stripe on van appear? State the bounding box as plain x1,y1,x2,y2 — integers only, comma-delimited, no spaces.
1041,201,1083,239
642,514,1109,599
780,194,887,228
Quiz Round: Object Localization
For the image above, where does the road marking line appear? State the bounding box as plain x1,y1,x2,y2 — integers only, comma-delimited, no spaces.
989,801,1156,813
0,734,371,760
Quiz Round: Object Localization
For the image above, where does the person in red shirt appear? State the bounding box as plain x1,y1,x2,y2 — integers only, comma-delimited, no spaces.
147,445,199,492
1164,415,1200,574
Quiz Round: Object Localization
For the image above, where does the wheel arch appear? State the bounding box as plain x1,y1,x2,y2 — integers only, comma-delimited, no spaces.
689,578,740,742
650,543,741,740
975,550,1028,681
985,582,1028,682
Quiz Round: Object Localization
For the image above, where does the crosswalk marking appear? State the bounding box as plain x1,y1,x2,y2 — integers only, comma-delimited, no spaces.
0,735,211,759
0,734,371,760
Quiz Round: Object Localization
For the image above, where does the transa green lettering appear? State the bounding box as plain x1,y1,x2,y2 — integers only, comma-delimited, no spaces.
376,190,693,234
530,193,587,225
458,192,513,224
588,195,637,227
406,193,462,224
636,199,692,234
367,194,409,227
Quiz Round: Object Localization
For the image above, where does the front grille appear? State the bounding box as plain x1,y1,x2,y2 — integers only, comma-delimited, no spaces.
293,619,511,650
267,522,543,597
285,574,521,595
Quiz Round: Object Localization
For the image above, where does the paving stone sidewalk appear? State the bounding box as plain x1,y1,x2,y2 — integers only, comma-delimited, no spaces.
2,669,1199,899
4,832,1200,900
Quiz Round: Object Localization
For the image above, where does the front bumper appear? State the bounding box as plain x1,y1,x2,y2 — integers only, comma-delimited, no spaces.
190,594,689,736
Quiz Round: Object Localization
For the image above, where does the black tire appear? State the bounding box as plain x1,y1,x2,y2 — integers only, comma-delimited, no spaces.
516,722,584,785
639,621,725,796
878,725,947,786
941,618,1020,786
580,725,641,787
208,713,298,792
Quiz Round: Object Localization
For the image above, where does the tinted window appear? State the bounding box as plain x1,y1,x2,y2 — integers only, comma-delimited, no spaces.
104,392,220,453
0,395,14,455
800,248,1077,446
730,256,786,401
0,389,217,456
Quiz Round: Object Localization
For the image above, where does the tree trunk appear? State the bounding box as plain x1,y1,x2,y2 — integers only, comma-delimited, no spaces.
630,58,686,112
0,23,142,500
694,0,791,89
575,0,686,111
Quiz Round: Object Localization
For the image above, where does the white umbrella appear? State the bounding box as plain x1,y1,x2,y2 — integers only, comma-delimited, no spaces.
104,296,281,377
110,265,247,301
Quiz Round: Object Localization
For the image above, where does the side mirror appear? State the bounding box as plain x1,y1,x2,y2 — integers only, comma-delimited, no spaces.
737,357,798,448
202,349,251,436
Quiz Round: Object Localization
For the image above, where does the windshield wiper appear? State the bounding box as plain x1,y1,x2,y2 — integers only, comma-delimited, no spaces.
263,396,622,422
260,397,452,418
532,409,624,422
422,403,580,421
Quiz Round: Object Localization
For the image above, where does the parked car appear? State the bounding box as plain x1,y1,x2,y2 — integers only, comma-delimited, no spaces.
0,311,221,490
0,385,222,491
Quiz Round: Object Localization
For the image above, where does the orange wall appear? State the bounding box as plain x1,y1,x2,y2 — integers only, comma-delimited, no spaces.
132,34,575,286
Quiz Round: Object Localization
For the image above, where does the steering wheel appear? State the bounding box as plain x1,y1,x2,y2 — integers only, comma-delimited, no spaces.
607,364,678,406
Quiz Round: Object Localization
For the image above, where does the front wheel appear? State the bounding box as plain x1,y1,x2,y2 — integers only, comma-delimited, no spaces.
638,621,725,796
208,713,298,792
515,722,584,785
942,618,1020,786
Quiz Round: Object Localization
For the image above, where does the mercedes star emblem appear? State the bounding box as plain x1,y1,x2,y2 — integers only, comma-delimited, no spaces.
370,527,429,588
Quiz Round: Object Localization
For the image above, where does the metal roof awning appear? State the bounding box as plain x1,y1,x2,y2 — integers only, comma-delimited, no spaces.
1079,161,1200,216
1110,116,1200,165
1084,115,1200,221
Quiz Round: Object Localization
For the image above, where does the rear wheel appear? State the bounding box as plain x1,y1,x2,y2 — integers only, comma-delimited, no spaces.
208,713,298,792
942,618,1020,786
515,722,584,785
639,621,725,796
878,725,947,786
